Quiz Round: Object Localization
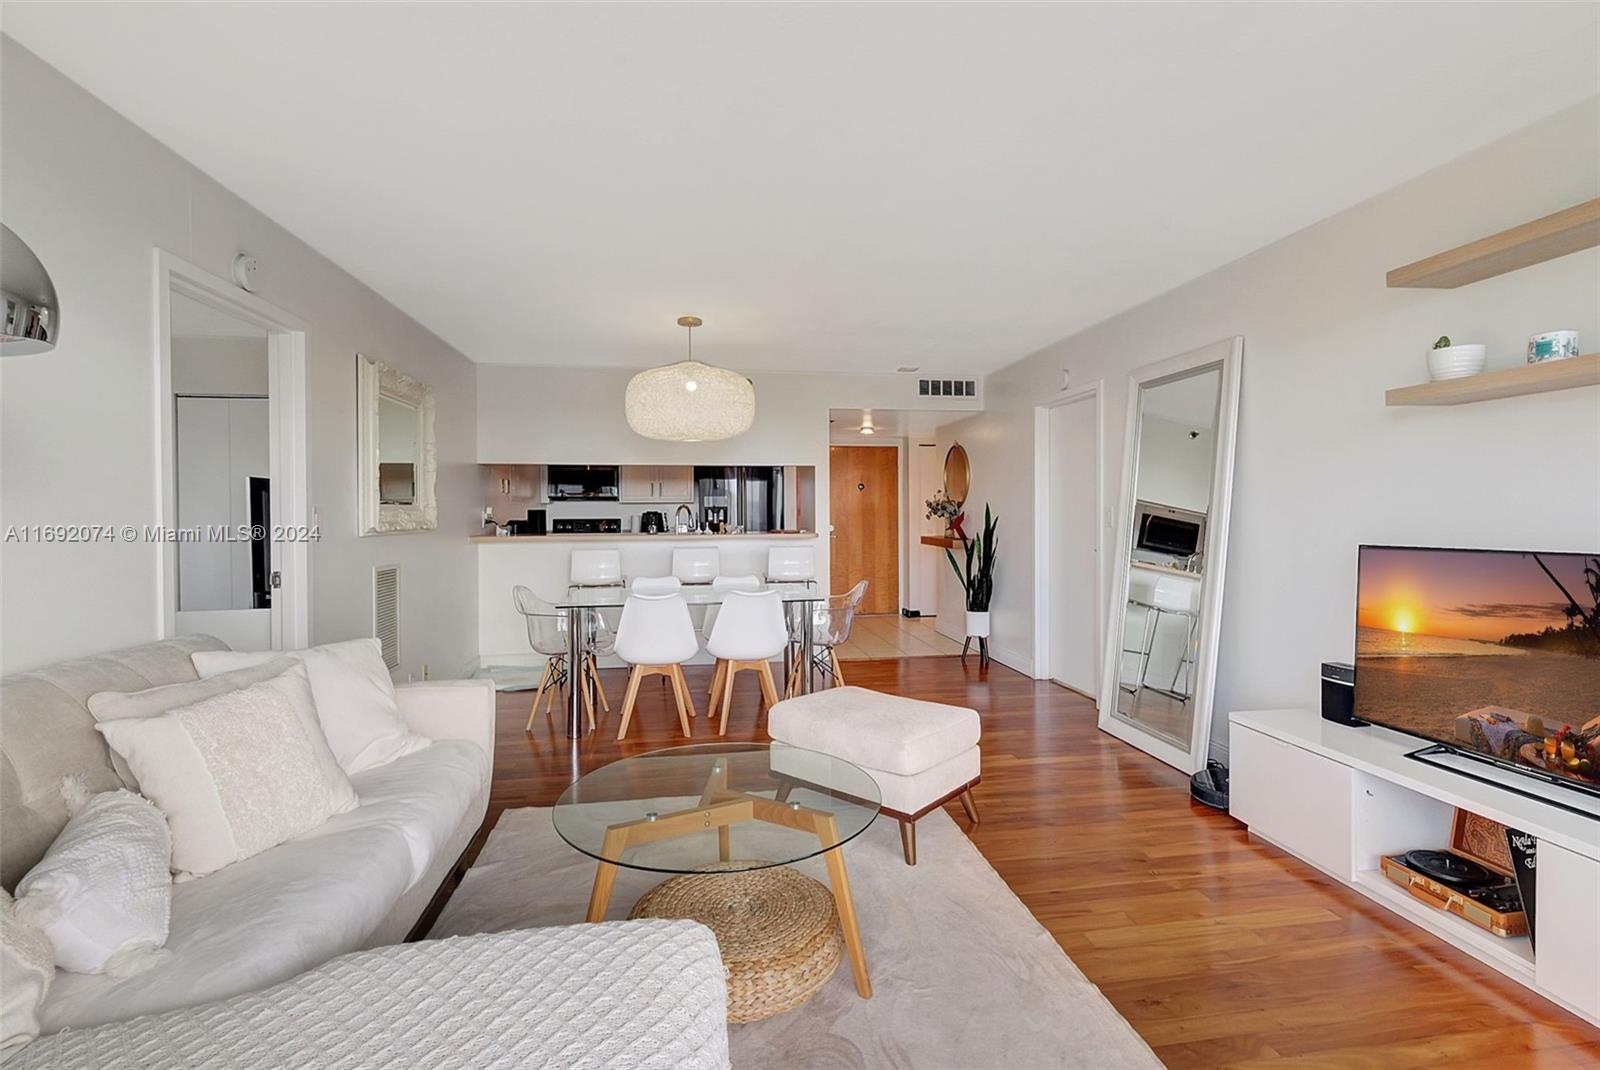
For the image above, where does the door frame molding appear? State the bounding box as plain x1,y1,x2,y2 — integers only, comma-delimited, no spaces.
154,250,310,649
1032,380,1104,689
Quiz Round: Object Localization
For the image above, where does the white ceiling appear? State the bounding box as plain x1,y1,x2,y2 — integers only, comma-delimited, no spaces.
7,4,1596,375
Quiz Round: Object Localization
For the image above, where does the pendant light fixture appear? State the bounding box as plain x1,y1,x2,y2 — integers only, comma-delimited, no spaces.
625,316,755,443
1,225,61,357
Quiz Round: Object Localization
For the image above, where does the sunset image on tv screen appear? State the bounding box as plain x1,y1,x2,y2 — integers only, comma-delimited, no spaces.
1354,546,1600,789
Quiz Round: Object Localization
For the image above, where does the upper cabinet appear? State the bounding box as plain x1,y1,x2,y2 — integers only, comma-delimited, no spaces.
619,465,694,503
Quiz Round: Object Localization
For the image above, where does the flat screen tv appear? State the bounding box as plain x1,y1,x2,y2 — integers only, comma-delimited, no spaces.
1354,545,1600,799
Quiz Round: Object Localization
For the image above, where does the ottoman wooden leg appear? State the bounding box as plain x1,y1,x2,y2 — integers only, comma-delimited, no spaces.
958,787,980,825
898,819,917,865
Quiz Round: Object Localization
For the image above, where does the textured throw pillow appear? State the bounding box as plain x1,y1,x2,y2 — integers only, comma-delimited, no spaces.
88,658,300,789
14,787,172,977
1,887,53,1056
192,638,429,775
96,665,359,879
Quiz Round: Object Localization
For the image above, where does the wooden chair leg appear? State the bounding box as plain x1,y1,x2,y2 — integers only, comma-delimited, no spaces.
669,665,694,737
708,658,727,704
580,669,596,733
958,788,979,825
719,664,738,735
525,660,553,732
831,648,845,687
588,655,610,712
756,660,781,711
615,665,645,741
899,819,917,865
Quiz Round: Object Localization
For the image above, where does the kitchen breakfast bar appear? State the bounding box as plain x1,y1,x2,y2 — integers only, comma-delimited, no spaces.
476,533,826,738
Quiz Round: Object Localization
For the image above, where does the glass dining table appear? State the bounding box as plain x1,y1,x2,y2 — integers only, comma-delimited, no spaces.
554,582,827,739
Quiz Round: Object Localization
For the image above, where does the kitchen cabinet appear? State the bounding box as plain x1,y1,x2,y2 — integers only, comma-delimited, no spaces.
619,465,694,503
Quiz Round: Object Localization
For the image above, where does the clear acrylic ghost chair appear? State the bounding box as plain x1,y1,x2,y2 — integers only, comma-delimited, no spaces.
614,592,700,740
707,589,788,735
787,579,868,697
513,585,600,733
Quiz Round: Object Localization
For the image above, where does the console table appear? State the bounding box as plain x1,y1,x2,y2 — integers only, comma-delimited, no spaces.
1229,709,1600,1027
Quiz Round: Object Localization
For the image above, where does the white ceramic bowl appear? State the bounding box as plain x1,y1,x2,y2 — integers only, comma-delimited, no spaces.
1427,343,1487,381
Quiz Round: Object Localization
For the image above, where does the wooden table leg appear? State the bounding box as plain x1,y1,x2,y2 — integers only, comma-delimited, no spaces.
817,814,872,998
585,827,628,923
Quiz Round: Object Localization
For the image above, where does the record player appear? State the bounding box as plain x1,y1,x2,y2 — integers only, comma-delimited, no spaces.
1379,810,1528,938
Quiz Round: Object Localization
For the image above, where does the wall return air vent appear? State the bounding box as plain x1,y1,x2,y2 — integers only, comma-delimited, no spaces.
918,377,978,398
373,564,400,672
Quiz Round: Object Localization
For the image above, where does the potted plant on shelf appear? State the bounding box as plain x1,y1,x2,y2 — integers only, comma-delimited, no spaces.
1427,334,1487,381
947,505,997,663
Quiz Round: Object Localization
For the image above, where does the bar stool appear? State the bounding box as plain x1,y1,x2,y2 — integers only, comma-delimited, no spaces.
513,586,599,733
569,549,623,587
672,547,720,585
707,589,788,735
630,575,682,595
765,546,815,583
614,592,699,740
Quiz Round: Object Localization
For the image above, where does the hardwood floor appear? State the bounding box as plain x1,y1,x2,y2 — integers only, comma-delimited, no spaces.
482,656,1600,1068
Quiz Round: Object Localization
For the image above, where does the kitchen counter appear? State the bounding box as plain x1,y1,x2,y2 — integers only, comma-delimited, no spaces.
472,531,816,543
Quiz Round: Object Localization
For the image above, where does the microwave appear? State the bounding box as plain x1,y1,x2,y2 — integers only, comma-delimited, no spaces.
546,465,619,501
1134,500,1206,558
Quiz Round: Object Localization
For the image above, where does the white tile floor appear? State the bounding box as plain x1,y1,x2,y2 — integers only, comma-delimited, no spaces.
834,614,966,660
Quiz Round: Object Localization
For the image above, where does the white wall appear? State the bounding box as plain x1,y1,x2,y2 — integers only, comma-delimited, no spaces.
0,39,480,679
946,98,1600,759
477,364,978,594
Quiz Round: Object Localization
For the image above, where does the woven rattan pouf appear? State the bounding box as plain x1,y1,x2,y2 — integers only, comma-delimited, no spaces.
629,862,843,1022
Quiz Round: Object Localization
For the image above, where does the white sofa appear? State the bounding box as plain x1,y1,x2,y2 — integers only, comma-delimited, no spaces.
0,636,494,1034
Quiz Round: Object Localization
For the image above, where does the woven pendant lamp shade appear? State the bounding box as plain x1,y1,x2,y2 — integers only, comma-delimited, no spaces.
626,316,754,443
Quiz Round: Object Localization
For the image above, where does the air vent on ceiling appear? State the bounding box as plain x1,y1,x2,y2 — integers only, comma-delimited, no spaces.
374,564,400,673
918,377,978,398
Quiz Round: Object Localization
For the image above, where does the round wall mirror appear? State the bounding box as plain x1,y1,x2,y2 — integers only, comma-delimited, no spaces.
943,443,971,507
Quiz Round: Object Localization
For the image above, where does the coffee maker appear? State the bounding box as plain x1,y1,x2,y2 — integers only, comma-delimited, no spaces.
640,510,667,534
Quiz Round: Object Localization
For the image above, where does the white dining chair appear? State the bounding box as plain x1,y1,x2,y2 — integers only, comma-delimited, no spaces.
701,575,764,693
614,592,699,740
672,547,720,585
764,545,816,583
513,585,601,733
706,589,788,735
570,549,623,587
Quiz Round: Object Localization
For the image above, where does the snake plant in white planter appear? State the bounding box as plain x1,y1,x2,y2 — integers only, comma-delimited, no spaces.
946,506,997,661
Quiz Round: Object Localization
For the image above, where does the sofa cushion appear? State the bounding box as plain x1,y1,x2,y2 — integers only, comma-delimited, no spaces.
96,666,360,879
15,920,730,1070
1,888,53,1057
1,636,229,891
192,639,430,775
40,802,418,1032
768,686,981,775
339,740,483,886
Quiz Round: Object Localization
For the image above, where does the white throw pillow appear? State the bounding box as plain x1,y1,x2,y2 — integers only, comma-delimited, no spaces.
1,888,53,1056
88,658,300,789
96,665,359,879
192,638,429,775
13,789,172,977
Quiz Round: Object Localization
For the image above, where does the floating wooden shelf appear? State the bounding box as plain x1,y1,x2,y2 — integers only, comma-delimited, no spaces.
919,535,960,549
1386,198,1600,288
1385,354,1600,406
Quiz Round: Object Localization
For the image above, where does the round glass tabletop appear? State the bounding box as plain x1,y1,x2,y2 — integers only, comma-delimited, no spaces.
552,742,881,874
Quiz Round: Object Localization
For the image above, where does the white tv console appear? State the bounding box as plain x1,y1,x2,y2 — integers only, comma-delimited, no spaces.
1229,709,1600,1027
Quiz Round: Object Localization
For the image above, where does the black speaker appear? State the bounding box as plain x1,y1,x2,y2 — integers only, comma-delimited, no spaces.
1320,661,1365,726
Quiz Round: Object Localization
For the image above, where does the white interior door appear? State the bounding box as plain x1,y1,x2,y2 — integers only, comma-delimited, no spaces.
1049,392,1100,695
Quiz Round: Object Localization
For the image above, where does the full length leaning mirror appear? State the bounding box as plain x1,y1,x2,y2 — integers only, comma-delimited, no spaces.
358,355,437,534
1099,337,1242,774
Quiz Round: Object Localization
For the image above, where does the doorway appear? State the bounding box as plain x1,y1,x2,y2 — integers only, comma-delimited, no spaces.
157,252,309,652
1034,383,1103,695
829,444,899,615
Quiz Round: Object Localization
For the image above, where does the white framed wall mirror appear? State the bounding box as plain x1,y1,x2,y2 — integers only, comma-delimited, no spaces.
1099,336,1243,774
358,355,437,534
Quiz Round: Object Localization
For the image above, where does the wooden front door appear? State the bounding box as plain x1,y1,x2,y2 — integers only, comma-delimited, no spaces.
830,446,899,614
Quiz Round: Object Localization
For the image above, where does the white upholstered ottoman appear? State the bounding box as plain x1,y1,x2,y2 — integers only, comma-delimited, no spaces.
768,686,980,865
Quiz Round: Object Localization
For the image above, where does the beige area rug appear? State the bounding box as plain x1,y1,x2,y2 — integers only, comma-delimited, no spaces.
430,806,1162,1070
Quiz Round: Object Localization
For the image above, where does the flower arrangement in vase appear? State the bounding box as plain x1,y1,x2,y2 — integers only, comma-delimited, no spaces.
925,488,964,539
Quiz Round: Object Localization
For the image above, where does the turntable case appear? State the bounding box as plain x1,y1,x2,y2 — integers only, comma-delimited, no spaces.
1379,809,1529,939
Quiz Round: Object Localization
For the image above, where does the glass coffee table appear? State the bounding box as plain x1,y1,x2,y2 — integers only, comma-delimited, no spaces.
554,742,880,1012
